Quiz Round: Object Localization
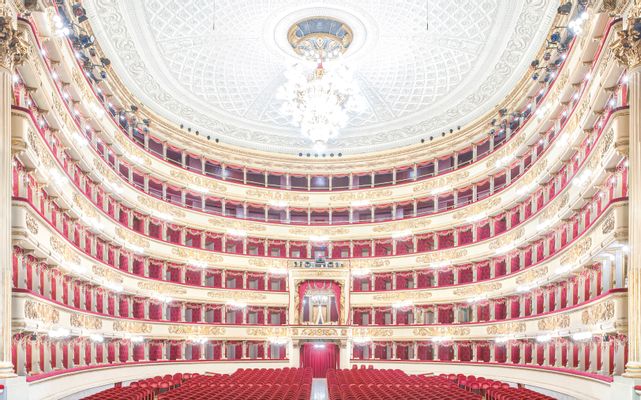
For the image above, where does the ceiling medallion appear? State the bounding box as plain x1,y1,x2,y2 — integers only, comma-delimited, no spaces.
278,17,364,152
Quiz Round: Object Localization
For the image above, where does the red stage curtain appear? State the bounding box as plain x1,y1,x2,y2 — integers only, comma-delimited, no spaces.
301,342,339,378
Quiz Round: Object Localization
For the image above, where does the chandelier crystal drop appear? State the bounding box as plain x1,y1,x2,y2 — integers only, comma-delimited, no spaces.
279,17,365,150
277,61,365,149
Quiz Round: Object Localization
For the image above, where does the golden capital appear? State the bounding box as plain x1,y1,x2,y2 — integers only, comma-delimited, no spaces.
0,10,29,71
611,5,641,69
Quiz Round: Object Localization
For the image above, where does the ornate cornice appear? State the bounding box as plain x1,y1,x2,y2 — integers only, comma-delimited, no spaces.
611,4,641,69
0,7,29,70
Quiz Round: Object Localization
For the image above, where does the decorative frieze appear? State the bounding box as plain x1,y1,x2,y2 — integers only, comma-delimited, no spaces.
413,172,470,193
352,328,393,337
137,281,187,295
70,314,102,330
24,300,59,324
245,189,308,203
49,236,81,264
113,320,152,333
288,226,349,236
207,291,267,301
452,197,501,220
537,315,570,331
515,267,548,285
416,249,467,264
413,327,470,337
581,301,615,325
246,327,288,337
115,227,150,249
372,291,432,302
486,322,526,335
92,265,124,284
172,247,223,264
167,325,225,336
488,228,524,250
25,214,38,235
372,219,432,233
453,282,502,296
136,195,186,219
169,170,228,193
560,238,592,266
329,189,393,202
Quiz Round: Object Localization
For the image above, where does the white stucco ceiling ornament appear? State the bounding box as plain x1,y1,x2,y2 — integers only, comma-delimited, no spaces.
84,0,557,154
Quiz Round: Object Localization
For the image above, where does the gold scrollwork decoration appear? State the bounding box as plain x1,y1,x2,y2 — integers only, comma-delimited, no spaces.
486,322,526,335
416,249,467,264
92,265,124,284
515,267,548,285
352,328,393,337
70,313,103,330
537,315,570,331
413,327,470,336
372,291,432,302
113,320,152,333
581,301,615,325
25,214,39,235
172,247,223,264
560,238,592,266
246,327,288,336
168,325,226,335
24,300,59,324
453,282,502,296
207,291,267,301
137,281,187,295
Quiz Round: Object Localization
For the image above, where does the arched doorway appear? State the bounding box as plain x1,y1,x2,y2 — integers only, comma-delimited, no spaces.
300,342,340,378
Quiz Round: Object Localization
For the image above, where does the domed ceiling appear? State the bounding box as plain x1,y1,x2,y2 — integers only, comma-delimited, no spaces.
84,0,557,154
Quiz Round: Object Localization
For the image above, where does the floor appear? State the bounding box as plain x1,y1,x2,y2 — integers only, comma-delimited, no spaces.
311,378,329,400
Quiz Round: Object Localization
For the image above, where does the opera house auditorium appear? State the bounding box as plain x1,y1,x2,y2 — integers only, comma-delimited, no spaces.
1,0,641,399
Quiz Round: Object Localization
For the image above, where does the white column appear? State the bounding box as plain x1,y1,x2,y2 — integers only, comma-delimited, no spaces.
0,11,28,377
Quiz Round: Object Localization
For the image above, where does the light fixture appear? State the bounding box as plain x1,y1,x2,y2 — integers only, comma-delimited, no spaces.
351,268,370,277
571,332,592,341
392,230,412,239
352,337,372,344
269,267,288,275
350,199,370,208
392,300,413,309
130,336,144,343
431,336,451,343
227,228,247,237
48,328,70,338
536,334,552,343
226,300,247,309
278,18,365,149
89,334,104,342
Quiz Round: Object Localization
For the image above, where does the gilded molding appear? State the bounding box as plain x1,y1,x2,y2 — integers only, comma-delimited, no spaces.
560,237,592,265
113,320,152,333
601,212,616,234
611,7,641,69
453,282,502,296
484,135,526,169
413,327,471,336
537,193,569,222
137,281,187,295
288,226,349,236
73,194,99,219
92,265,123,284
581,301,615,325
207,217,266,232
25,214,38,235
114,134,151,166
537,315,570,331
296,327,340,337
24,300,59,324
49,236,81,264
488,228,524,250
245,189,309,203
136,195,186,218
515,267,548,285
207,291,267,301
413,171,470,193
115,227,150,249
352,328,393,337
416,249,467,264
329,189,393,202
372,291,432,302
70,313,103,330
452,197,501,220
172,247,223,264
167,325,226,335
246,327,288,336
349,259,391,269
371,219,432,233
486,322,526,335
0,8,30,70
169,170,228,193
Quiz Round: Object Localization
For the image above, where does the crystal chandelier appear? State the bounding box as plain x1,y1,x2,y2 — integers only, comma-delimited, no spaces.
277,18,365,151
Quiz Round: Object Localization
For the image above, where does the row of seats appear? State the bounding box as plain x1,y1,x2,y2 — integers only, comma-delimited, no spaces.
82,373,198,399
327,369,481,400
157,368,312,400
486,387,557,400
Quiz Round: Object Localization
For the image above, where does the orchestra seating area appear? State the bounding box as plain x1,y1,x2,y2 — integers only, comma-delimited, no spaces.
327,368,556,400
82,368,312,400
